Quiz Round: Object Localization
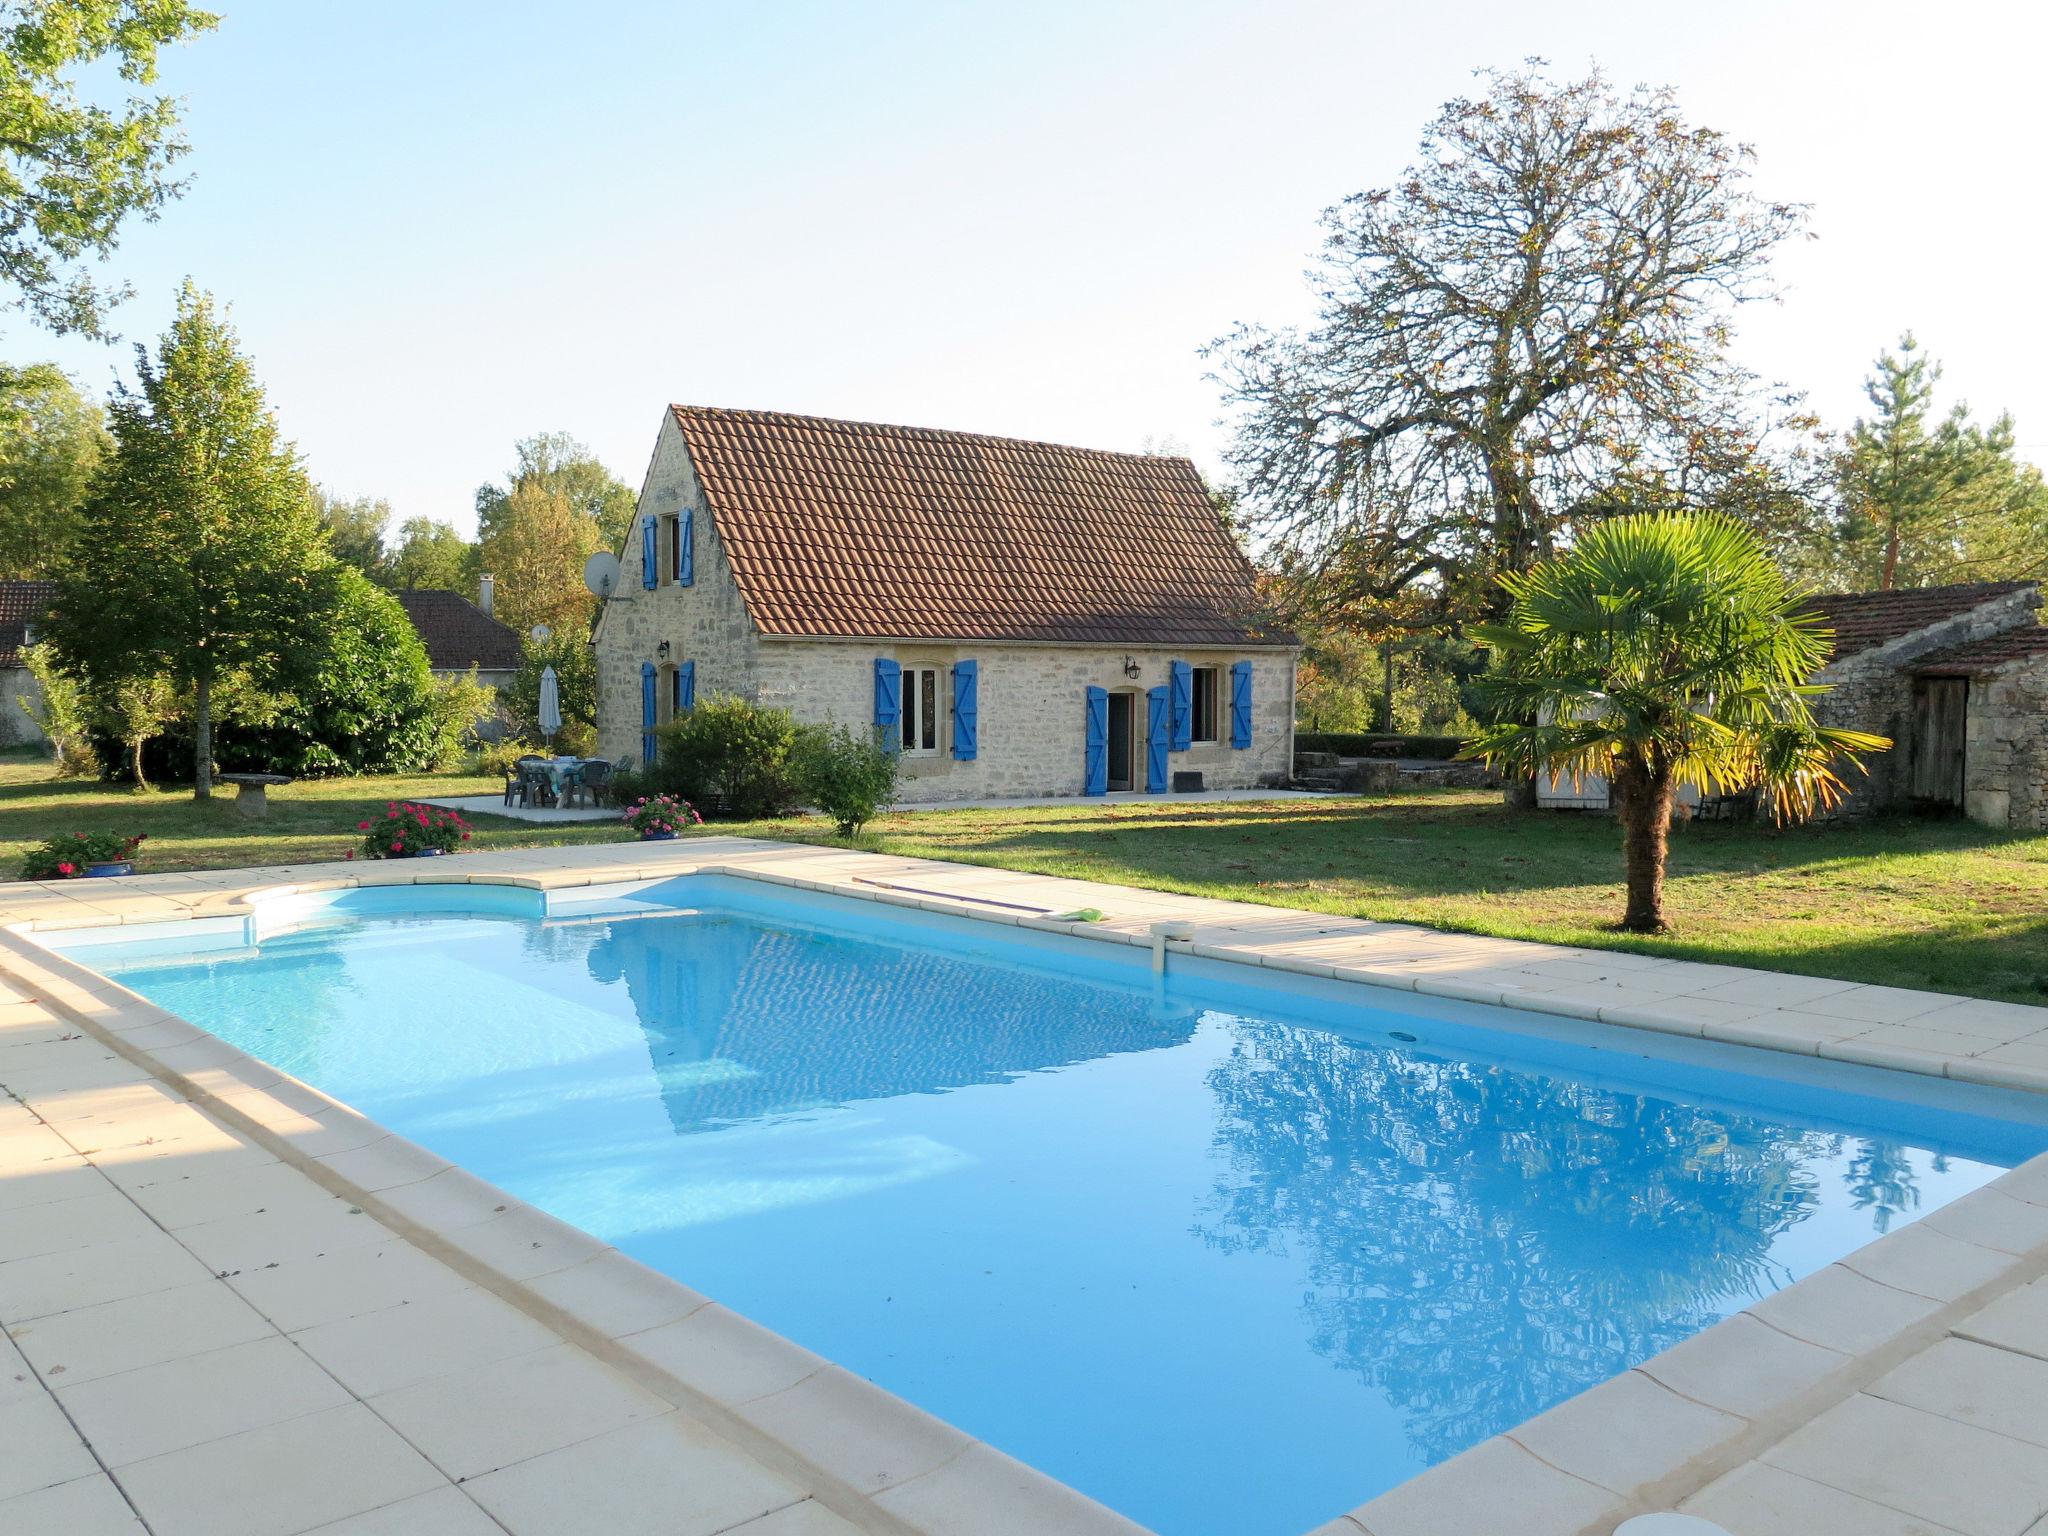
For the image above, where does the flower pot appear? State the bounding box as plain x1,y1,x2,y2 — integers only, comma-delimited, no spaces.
640,830,679,841
85,861,134,878
405,847,447,858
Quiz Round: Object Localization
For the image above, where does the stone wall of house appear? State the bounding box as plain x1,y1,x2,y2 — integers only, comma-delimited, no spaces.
0,667,46,748
754,640,1296,802
594,414,763,768
1811,587,2043,818
1960,660,2048,829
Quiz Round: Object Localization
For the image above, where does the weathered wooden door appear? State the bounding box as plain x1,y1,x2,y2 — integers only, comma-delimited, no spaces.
1908,678,1968,806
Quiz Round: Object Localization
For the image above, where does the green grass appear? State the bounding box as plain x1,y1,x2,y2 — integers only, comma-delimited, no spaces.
0,752,633,873
6,748,2045,1004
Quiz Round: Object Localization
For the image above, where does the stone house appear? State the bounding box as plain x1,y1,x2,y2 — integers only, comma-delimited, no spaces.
1536,579,2048,829
394,586,522,692
0,580,55,747
592,405,1297,801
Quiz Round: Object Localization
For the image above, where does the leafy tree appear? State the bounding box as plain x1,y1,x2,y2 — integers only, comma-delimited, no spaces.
502,630,595,743
0,1,219,338
90,670,176,788
386,515,474,590
475,431,636,550
0,362,107,575
790,723,900,837
476,481,602,638
47,284,339,798
313,489,392,583
1825,335,2048,590
210,568,437,775
1210,64,1810,639
17,640,96,775
423,667,498,769
1462,514,1887,932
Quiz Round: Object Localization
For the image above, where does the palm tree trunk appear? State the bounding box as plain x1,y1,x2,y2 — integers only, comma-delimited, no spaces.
1615,756,1677,932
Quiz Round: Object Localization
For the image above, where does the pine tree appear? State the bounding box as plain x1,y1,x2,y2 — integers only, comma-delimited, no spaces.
49,284,338,798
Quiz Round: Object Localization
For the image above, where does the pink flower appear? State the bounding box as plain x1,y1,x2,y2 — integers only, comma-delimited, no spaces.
356,821,370,831
56,861,74,876
390,842,402,852
344,850,355,860
460,831,471,841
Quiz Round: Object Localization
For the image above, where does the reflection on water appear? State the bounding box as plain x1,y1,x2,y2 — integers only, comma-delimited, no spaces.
77,904,2027,1536
1191,1020,1925,1461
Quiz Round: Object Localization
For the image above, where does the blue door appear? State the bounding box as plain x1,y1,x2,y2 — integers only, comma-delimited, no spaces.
1083,687,1108,795
1145,686,1169,792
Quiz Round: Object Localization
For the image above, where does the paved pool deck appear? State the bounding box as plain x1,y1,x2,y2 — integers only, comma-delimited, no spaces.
2,836,2048,1536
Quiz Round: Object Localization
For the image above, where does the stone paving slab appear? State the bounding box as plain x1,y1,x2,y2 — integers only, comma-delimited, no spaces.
3,838,2048,1536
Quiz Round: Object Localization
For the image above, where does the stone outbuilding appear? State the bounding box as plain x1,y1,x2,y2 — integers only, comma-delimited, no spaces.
393,586,522,692
1537,579,2048,829
593,405,1298,801
0,580,55,747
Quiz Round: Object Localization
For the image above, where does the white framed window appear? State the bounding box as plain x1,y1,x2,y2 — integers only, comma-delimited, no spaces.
1191,666,1219,743
900,665,942,755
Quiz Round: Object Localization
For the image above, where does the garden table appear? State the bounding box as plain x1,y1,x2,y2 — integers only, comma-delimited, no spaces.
218,772,293,818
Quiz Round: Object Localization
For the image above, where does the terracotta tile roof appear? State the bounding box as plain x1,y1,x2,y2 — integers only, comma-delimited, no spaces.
1913,626,2048,677
669,405,1289,646
0,580,55,667
1802,581,2037,662
394,589,522,673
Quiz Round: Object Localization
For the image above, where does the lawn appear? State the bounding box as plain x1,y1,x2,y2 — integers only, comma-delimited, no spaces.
5,749,2045,1004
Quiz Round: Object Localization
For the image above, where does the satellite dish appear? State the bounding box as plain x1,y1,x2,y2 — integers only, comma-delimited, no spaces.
530,624,552,643
583,550,621,599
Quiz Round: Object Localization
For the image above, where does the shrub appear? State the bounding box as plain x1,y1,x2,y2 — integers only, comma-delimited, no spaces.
18,643,99,777
652,694,801,818
351,801,472,860
791,723,899,836
465,737,537,778
1295,731,1468,759
620,793,703,838
21,830,145,880
211,570,441,776
424,667,499,770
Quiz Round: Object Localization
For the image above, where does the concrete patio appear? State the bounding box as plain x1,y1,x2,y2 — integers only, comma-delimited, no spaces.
3,838,2048,1536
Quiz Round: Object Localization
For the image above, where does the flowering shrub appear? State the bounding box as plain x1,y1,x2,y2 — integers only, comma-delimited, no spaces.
621,793,703,839
351,802,472,860
21,831,146,880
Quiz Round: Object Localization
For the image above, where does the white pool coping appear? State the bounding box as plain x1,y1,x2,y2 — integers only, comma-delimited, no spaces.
2,836,2047,1536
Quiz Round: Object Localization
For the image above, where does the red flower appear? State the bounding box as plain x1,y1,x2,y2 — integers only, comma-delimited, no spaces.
56,861,74,876
356,821,370,831
344,850,355,860
391,842,402,852
460,831,471,840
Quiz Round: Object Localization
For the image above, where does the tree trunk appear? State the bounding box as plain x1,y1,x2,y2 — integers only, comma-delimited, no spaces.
193,672,213,800
1615,756,1677,932
129,737,149,792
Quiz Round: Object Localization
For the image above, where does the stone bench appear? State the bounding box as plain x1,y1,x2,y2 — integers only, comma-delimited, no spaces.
217,772,293,817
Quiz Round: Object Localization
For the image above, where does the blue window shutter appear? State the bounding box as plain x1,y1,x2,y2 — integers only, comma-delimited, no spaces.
951,660,978,760
1083,687,1108,795
1146,686,1170,792
640,515,657,588
874,658,903,752
676,660,695,712
1230,661,1253,749
1169,660,1192,751
677,507,694,586
640,662,657,763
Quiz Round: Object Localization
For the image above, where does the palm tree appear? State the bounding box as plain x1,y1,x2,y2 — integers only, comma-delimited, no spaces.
1461,513,1888,933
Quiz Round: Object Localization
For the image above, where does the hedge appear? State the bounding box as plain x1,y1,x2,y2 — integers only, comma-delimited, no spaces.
1296,732,1468,759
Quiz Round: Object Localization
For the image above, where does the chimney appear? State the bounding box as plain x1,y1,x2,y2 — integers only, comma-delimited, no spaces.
478,573,495,616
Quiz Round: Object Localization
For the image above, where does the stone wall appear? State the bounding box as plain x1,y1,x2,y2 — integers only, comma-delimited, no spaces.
594,414,763,767
593,413,1299,798
1811,587,2043,818
0,667,45,748
1960,660,2048,829
754,640,1295,802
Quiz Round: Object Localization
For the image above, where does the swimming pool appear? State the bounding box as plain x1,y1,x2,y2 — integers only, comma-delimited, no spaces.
54,875,2048,1536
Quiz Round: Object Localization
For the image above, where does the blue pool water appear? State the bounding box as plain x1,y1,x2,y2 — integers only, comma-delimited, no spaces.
62,878,2048,1536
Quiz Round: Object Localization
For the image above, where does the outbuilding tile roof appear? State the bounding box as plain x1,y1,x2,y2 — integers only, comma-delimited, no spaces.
1913,626,2048,678
394,589,522,672
1802,581,2035,661
668,405,1288,646
0,580,55,667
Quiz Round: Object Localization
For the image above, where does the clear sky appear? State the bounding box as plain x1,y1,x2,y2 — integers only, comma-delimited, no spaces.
19,0,2048,535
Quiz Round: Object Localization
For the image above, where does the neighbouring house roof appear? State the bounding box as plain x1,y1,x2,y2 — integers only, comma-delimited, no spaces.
394,589,522,673
1803,581,2036,663
0,580,56,668
1913,626,2048,678
667,404,1290,647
